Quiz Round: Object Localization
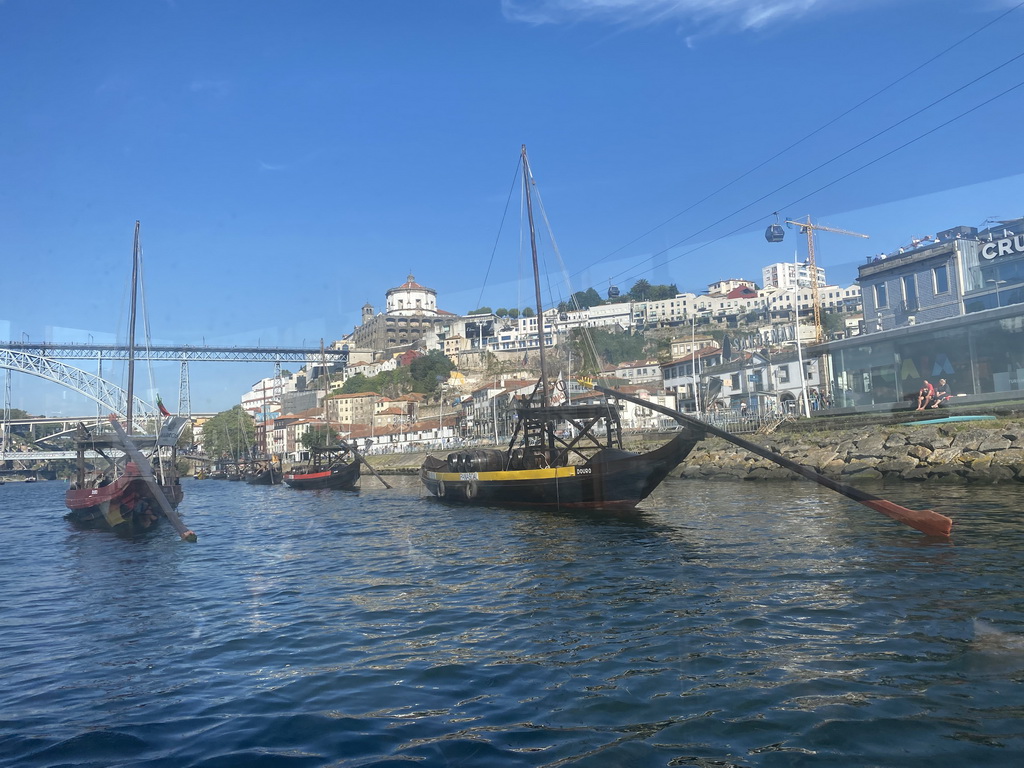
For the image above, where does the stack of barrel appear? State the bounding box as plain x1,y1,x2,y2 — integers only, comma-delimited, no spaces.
446,449,507,473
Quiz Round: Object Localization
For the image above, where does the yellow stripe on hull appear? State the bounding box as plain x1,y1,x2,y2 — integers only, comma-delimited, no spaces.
428,466,580,482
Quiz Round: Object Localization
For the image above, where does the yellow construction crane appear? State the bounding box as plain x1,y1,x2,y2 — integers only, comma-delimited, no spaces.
780,215,869,343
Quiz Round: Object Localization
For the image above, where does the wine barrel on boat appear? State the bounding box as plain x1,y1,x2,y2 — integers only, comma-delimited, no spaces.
468,449,505,472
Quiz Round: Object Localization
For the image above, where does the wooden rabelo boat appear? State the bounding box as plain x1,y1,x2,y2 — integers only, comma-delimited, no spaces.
283,444,360,491
65,418,188,534
420,146,704,509
247,461,282,485
64,222,196,541
421,396,703,509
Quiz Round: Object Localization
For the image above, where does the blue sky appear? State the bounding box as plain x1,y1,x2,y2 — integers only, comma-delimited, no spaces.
3,0,1024,415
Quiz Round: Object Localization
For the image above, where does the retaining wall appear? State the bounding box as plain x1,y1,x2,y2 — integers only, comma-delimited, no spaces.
677,420,1024,483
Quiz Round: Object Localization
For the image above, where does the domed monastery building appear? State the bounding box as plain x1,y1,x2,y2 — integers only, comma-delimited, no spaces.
350,274,453,351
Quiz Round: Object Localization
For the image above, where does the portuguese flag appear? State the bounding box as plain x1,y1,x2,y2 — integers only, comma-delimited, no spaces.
156,394,171,418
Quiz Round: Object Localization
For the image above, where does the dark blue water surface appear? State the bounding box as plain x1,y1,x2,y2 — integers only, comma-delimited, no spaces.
2,475,1024,767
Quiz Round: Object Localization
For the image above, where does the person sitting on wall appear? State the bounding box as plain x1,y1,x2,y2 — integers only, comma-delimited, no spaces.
930,378,953,408
916,380,936,410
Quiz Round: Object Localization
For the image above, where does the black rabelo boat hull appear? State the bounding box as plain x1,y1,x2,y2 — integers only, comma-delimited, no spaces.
247,467,282,485
65,463,184,535
283,461,360,491
421,431,701,510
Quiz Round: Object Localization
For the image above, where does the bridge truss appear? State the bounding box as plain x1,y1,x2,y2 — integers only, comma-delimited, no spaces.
0,342,348,421
1,348,156,420
1,342,349,363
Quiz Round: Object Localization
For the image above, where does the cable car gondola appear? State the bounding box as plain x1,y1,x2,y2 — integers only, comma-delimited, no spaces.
765,212,785,243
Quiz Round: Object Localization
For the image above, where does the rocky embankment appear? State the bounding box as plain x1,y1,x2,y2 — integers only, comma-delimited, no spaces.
677,420,1024,483
364,419,1024,483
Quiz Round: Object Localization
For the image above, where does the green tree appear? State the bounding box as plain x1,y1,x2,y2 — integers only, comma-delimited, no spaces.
521,307,535,318
468,307,492,315
821,311,845,337
409,350,455,394
340,368,412,398
626,279,678,302
495,307,508,317
628,279,652,301
648,283,679,300
568,328,648,370
301,425,333,450
201,405,256,460
339,373,370,394
508,308,520,319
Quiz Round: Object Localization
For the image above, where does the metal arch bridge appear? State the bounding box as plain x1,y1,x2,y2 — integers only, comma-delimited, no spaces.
1,342,349,363
1,342,349,419
1,348,159,420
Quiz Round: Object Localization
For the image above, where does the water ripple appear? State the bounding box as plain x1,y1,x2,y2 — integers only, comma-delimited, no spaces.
2,477,1024,766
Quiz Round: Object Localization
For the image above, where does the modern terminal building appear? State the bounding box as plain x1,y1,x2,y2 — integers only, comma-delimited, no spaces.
820,216,1024,410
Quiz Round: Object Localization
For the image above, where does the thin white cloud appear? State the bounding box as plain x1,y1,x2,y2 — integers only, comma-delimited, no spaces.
258,148,328,173
188,79,231,97
501,0,843,32
96,75,134,94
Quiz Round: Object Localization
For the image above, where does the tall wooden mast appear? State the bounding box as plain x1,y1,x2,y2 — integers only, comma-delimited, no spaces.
125,220,140,435
522,145,550,407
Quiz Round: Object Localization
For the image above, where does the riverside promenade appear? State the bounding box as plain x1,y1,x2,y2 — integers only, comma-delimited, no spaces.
362,405,1024,484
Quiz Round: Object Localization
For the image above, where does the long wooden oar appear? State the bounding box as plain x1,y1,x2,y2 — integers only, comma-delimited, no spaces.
110,416,198,542
341,440,392,489
587,383,952,538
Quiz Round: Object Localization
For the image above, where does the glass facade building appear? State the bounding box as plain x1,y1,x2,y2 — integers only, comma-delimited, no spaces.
821,217,1024,410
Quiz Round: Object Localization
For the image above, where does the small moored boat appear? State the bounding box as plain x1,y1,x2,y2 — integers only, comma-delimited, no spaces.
421,397,703,509
283,444,360,491
246,462,282,485
64,222,195,541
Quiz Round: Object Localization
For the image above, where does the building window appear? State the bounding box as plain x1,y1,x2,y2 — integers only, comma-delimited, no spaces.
934,264,949,294
778,365,790,383
875,283,888,309
902,275,918,311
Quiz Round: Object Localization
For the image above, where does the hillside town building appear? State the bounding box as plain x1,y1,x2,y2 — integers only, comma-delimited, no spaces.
236,214,1024,458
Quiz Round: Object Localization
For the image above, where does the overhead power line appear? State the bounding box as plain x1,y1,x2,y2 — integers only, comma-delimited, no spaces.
572,0,1024,287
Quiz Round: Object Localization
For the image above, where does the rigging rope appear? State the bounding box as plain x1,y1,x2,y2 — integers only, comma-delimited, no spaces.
572,1,1024,287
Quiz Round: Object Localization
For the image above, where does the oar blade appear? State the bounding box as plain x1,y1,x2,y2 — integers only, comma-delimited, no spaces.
859,500,952,538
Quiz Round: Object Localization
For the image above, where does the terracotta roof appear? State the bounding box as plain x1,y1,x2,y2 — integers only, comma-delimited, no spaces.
387,273,436,294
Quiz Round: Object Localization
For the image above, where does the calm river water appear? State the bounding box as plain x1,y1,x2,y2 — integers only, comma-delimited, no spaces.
2,475,1024,767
